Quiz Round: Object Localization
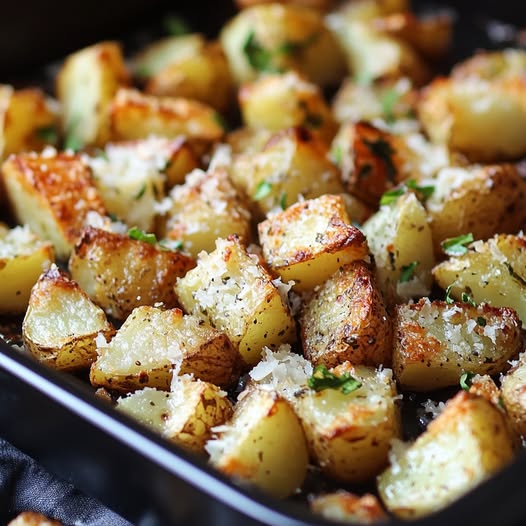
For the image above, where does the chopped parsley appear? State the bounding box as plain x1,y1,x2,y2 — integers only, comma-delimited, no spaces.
332,145,343,166
399,261,419,283
243,32,275,72
64,115,83,152
308,365,362,395
254,180,273,201
441,233,474,256
213,112,229,132
163,14,191,36
159,239,184,251
363,138,397,182
460,372,475,391
276,33,318,56
380,187,405,205
445,284,455,304
476,316,487,327
380,89,399,123
379,179,434,206
134,184,147,200
36,125,58,144
128,227,157,246
279,193,287,210
461,291,476,307
405,179,435,201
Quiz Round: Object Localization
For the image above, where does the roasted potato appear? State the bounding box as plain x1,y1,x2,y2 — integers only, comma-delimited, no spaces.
0,224,54,314
393,298,523,391
23,265,114,371
258,194,369,292
69,226,195,320
90,306,240,391
501,356,526,436
1,150,107,260
300,260,392,367
309,492,387,524
8,512,62,526
206,386,309,498
377,391,516,519
175,236,297,366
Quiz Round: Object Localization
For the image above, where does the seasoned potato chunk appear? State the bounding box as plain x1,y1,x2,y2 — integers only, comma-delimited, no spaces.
56,41,128,148
238,72,337,144
164,168,252,258
433,234,526,325
378,392,516,519
206,386,309,498
309,492,387,524
0,224,54,314
501,356,526,436
231,127,344,219
258,194,368,291
1,151,107,260
90,306,240,391
175,236,296,366
426,164,526,256
235,0,336,10
117,375,233,454
300,260,392,367
109,88,224,151
226,126,274,156
23,265,114,371
393,298,523,391
220,3,346,87
362,192,435,304
8,512,62,526
69,226,195,320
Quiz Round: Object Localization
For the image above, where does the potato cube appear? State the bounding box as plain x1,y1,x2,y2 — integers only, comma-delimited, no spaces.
1,151,107,260
8,512,62,526
23,265,114,371
175,236,296,366
393,298,523,391
309,492,387,524
258,194,368,291
300,260,392,367
164,168,252,258
501,356,526,437
378,391,516,519
56,41,128,148
0,224,54,314
206,386,309,498
69,226,195,320
90,306,240,391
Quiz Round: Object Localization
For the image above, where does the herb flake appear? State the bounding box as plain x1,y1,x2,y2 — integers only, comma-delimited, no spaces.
254,180,273,201
308,365,362,395
460,372,475,391
476,316,486,327
380,89,399,123
243,32,275,72
445,284,455,304
128,227,157,246
36,125,58,144
461,291,476,307
399,261,419,283
441,233,474,256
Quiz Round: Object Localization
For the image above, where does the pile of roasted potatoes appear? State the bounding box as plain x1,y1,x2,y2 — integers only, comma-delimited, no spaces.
2,0,526,522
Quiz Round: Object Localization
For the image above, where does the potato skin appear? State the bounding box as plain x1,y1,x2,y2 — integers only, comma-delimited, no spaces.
69,226,195,320
300,261,392,367
501,358,526,437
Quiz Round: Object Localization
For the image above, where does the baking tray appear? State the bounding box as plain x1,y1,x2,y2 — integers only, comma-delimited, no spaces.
1,1,526,525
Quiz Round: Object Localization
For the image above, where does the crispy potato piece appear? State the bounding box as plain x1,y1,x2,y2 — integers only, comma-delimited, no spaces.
90,306,240,391
1,151,107,260
426,164,526,257
238,72,337,144
393,298,523,391
56,41,128,148
175,236,296,366
206,386,309,498
117,376,234,454
220,3,346,87
362,192,435,304
164,168,251,258
235,0,336,10
258,194,368,291
226,126,274,155
0,225,54,314
501,356,526,436
230,127,344,219
109,88,224,151
23,265,114,371
8,512,62,526
69,226,195,320
468,374,503,407
378,392,516,519
300,260,392,367
433,234,526,326
309,492,387,524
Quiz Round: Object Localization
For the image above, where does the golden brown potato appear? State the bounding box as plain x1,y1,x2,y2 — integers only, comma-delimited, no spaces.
8,512,62,526
501,356,526,436
258,194,368,292
235,0,335,10
426,164,526,257
300,260,392,367
309,492,387,524
225,126,274,155
164,168,252,258
393,298,523,391
56,41,128,149
23,265,115,371
0,224,54,315
69,226,195,320
1,151,107,260
206,386,309,498
238,71,337,144
220,3,346,87
175,236,297,366
90,306,240,391
378,391,516,519
433,234,526,326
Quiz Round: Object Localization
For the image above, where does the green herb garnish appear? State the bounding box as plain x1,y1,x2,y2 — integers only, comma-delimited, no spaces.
399,261,419,283
36,125,58,144
460,372,475,391
405,179,435,201
128,227,157,245
461,291,476,307
380,89,399,123
279,193,287,210
134,184,147,200
380,187,405,205
332,145,343,166
243,32,275,72
445,284,455,304
276,33,318,56
476,316,486,327
254,180,273,201
380,179,434,206
163,14,191,36
159,239,184,251
307,365,362,395
441,233,474,256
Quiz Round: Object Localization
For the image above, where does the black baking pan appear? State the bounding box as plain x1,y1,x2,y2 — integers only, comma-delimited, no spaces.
1,1,526,525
